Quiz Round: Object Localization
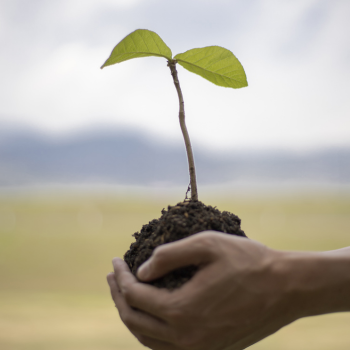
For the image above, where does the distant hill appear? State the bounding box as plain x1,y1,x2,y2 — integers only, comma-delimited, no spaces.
0,126,349,188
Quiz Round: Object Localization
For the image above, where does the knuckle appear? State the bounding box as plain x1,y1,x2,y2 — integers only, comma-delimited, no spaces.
195,233,218,255
121,285,134,303
152,246,168,265
200,231,217,244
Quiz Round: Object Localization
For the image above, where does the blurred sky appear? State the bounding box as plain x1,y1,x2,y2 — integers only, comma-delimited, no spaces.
0,0,349,152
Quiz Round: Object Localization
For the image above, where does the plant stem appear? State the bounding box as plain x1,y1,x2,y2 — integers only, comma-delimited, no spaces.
168,59,198,201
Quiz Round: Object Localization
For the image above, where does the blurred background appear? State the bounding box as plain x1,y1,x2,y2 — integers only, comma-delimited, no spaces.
0,0,350,349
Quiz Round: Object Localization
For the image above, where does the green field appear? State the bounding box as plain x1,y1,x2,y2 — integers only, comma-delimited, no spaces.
1,191,350,350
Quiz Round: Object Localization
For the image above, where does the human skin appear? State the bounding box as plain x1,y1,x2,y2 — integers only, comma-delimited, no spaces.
107,231,350,350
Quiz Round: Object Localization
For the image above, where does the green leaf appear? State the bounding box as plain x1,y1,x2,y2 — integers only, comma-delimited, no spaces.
174,46,248,89
101,29,172,69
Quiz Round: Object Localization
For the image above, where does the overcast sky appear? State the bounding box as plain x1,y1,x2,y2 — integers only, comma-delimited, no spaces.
1,0,349,152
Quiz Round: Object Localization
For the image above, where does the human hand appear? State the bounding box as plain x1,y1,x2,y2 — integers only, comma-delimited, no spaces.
107,231,299,350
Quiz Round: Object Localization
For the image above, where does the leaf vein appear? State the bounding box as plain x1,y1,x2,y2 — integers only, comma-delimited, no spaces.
191,52,220,66
142,34,151,52
205,57,235,70
150,33,162,54
129,34,138,50
178,60,246,84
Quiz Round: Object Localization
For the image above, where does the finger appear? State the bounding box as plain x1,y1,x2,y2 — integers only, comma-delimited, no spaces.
108,273,178,343
111,257,133,279
137,231,219,281
134,334,182,350
112,257,138,290
107,272,120,303
112,258,173,321
118,301,177,343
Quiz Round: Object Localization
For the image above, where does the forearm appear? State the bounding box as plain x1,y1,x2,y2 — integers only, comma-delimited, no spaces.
278,247,350,319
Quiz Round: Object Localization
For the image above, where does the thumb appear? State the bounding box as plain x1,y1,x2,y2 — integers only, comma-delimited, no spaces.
137,231,218,282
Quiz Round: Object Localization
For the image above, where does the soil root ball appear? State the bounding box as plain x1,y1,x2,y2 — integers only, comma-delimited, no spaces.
124,200,247,290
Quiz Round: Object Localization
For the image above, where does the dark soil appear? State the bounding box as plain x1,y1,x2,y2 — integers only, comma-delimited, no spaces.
124,200,247,289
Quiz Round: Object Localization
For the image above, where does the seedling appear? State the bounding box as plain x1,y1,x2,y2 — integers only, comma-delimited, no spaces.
101,29,248,201
102,30,248,289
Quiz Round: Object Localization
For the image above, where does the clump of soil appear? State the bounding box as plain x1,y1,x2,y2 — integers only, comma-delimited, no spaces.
124,200,247,289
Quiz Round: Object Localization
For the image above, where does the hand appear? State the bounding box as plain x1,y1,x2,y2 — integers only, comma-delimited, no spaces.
107,231,298,350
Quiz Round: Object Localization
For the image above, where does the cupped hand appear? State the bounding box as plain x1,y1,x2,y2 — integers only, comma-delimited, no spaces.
107,231,298,350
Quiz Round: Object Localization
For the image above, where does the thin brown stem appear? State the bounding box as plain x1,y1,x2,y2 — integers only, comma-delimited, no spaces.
167,59,198,201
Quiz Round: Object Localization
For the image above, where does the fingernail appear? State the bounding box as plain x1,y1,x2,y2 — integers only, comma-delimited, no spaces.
137,262,150,280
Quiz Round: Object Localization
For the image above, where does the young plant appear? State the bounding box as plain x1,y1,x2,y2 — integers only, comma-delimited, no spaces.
101,29,248,201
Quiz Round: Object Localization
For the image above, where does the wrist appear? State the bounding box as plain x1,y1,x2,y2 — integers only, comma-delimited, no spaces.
275,249,350,320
